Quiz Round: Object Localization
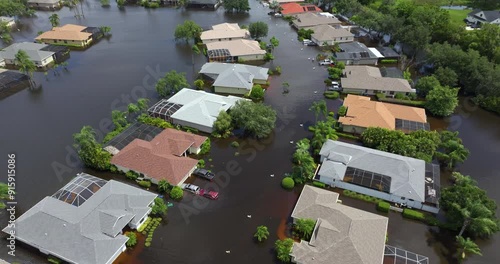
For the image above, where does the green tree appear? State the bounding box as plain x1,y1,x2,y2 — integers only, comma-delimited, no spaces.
436,131,469,168
248,22,268,40
295,218,316,240
269,0,281,12
415,76,440,97
137,98,149,111
456,236,482,263
213,111,233,138
199,138,211,155
254,225,270,242
223,0,250,13
111,110,128,129
274,238,294,263
0,182,9,209
174,20,202,43
0,0,34,17
170,186,184,200
116,0,125,8
99,26,111,36
151,197,168,216
433,67,458,88
158,179,171,193
270,36,279,50
250,84,265,100
229,101,277,138
49,13,59,28
15,50,36,87
309,100,328,122
440,172,500,238
127,103,140,114
425,85,459,117
194,79,204,90
73,126,111,170
155,70,190,97
125,232,137,247
101,0,110,7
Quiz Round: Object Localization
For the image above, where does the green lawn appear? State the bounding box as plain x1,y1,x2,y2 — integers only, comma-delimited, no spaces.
447,9,472,26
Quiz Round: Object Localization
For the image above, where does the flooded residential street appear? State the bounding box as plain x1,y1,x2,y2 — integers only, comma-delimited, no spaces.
0,2,499,264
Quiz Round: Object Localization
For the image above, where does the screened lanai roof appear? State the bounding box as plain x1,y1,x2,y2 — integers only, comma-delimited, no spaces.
343,167,392,193
105,122,163,151
52,174,107,207
147,100,183,118
384,245,429,264
208,48,231,58
395,118,430,133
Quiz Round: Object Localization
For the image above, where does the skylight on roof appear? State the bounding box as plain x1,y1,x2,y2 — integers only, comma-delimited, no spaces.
52,174,107,207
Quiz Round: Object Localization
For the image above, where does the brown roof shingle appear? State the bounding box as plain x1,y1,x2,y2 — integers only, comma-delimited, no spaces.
111,129,206,185
35,24,92,41
341,66,413,93
339,95,427,130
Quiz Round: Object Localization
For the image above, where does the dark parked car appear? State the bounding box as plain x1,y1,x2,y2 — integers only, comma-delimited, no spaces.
193,168,215,181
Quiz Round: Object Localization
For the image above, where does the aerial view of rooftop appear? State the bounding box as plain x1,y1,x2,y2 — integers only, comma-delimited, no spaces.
1,0,500,263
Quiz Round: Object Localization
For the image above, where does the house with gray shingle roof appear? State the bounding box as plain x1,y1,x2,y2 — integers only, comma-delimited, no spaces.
290,185,388,264
27,0,62,10
341,65,415,96
199,62,269,95
0,42,56,67
466,9,500,25
316,140,440,213
2,173,157,264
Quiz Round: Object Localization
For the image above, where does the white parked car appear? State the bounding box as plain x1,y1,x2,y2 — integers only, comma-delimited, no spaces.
181,183,200,194
319,59,334,66
302,39,313,45
329,81,341,91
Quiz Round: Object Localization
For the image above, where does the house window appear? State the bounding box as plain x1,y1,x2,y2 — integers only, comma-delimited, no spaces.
390,91,395,95
64,40,67,44
401,197,406,200
218,38,221,41
340,37,342,40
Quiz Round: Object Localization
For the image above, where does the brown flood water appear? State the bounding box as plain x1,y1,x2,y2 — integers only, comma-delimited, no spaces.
0,2,499,264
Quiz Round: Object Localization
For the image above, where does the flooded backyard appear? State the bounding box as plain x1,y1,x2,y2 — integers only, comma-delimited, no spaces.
0,2,499,264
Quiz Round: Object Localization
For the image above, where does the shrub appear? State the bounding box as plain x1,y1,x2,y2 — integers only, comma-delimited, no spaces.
198,159,205,168
274,66,282,74
395,93,405,100
137,114,174,128
145,242,151,247
146,238,152,242
147,2,159,8
312,181,326,188
199,138,211,155
402,209,425,221
380,59,398,64
281,177,295,190
230,141,239,148
268,69,274,75
424,215,440,226
48,257,61,264
138,180,151,188
328,111,335,116
377,201,390,213
338,106,347,116
125,232,137,247
126,171,138,180
324,91,339,99
264,53,274,61
250,84,265,100
194,79,204,90
376,93,386,100
170,186,184,200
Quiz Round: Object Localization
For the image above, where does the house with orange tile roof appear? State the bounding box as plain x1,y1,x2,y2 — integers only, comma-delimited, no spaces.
36,24,97,48
338,95,429,134
110,128,207,186
280,3,322,15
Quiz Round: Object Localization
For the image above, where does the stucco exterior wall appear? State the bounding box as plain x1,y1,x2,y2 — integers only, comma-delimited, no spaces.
238,54,265,61
214,86,249,95
171,118,213,133
202,36,247,44
312,36,354,46
39,38,92,47
337,58,378,66
340,125,366,134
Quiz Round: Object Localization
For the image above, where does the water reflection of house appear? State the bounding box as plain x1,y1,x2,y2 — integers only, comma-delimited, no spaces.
27,0,62,10
206,39,266,62
315,140,440,213
2,173,157,264
290,185,430,264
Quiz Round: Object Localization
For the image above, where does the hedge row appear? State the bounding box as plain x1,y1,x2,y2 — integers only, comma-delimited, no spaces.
377,201,391,213
312,181,326,188
402,208,425,221
335,132,360,140
342,190,382,204
378,98,426,107
324,91,340,99
380,59,398,64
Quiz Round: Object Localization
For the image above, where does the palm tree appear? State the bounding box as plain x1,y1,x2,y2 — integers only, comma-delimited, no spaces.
254,225,270,242
158,179,170,193
309,100,328,122
455,200,498,238
456,236,482,263
49,14,60,28
15,50,36,88
111,110,127,129
295,218,316,240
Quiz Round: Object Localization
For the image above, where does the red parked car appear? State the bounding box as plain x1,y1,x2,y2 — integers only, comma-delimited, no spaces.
199,189,219,200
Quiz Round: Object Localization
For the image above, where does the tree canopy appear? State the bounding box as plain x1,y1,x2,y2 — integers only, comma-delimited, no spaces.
213,111,233,138
254,225,270,242
425,85,459,117
223,0,250,13
440,172,500,238
49,13,60,28
248,22,268,40
155,70,190,97
151,197,168,216
229,101,277,138
174,20,202,42
295,218,316,240
415,76,440,97
275,238,294,263
73,126,111,170
15,50,36,80
0,0,33,17
291,138,316,184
